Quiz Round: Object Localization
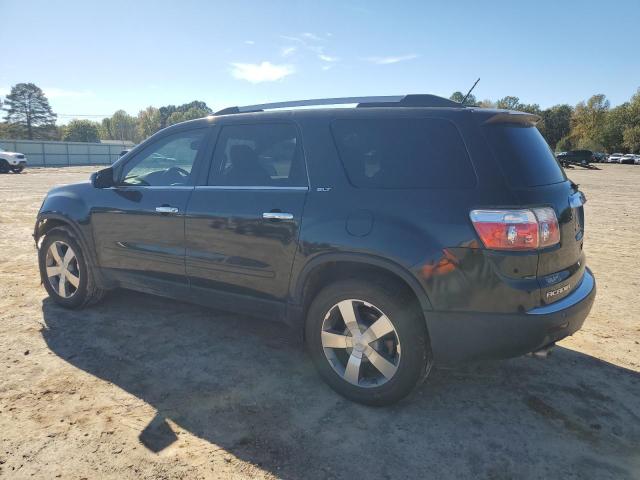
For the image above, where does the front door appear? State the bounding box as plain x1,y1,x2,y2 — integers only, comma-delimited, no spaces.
185,122,308,318
91,127,210,296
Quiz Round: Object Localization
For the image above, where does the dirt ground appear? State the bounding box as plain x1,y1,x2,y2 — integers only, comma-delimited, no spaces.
0,165,639,479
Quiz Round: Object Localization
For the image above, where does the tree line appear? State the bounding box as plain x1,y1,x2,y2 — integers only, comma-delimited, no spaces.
450,90,640,153
0,83,213,144
1,82,639,153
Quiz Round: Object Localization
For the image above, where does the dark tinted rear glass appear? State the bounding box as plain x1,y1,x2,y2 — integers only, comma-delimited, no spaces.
483,124,566,187
331,118,476,189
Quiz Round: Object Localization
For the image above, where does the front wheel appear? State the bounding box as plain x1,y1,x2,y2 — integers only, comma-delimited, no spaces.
305,279,431,406
38,227,106,308
11,167,24,173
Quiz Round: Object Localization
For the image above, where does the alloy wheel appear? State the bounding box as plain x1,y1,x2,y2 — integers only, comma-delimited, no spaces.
45,240,80,298
321,299,401,387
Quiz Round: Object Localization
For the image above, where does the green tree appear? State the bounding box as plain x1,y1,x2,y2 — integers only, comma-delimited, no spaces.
0,122,11,139
450,91,477,106
621,88,640,152
600,104,629,152
623,125,640,152
102,110,136,141
62,119,100,142
538,104,573,149
159,100,212,128
495,96,521,110
570,94,610,148
477,99,495,108
166,106,210,126
556,136,574,152
2,83,57,139
99,117,113,139
136,106,162,141
517,103,541,115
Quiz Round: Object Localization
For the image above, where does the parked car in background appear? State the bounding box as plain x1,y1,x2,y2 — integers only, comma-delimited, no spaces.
620,154,637,165
635,155,640,165
34,95,596,405
593,152,607,163
608,153,624,163
556,150,594,167
0,145,27,173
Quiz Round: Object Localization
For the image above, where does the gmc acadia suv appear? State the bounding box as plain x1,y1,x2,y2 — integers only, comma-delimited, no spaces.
34,95,596,405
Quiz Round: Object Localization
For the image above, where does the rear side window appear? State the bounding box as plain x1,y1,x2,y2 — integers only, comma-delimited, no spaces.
330,118,476,189
483,124,566,188
209,123,307,187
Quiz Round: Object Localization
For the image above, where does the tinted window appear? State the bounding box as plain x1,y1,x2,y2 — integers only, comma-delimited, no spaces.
483,124,566,187
331,118,476,189
120,129,206,186
209,124,306,186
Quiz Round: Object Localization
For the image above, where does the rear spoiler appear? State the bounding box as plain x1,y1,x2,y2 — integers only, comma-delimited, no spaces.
481,110,541,126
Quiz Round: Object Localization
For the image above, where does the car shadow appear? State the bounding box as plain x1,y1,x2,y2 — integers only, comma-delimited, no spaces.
41,291,640,479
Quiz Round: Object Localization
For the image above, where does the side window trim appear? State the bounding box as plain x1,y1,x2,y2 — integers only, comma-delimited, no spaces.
114,126,210,188
206,121,309,188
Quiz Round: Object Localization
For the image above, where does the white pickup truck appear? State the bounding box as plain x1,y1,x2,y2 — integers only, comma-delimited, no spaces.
0,146,27,173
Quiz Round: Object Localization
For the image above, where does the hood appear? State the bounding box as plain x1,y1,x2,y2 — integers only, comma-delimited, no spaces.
0,151,23,156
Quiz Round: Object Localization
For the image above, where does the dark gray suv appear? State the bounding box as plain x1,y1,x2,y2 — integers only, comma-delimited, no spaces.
35,95,596,405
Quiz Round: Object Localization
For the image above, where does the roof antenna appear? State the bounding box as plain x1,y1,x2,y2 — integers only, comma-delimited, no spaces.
461,77,480,105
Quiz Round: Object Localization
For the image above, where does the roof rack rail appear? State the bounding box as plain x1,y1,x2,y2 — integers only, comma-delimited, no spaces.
214,94,462,115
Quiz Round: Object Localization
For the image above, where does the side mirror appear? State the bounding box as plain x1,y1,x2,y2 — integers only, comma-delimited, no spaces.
91,167,115,188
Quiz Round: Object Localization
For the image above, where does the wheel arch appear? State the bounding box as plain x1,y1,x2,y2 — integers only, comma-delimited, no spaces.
292,253,433,319
34,213,98,268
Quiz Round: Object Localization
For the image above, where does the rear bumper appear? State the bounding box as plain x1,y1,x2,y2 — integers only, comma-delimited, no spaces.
426,268,596,364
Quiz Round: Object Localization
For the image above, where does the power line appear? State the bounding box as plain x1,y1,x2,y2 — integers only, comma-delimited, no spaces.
56,113,111,118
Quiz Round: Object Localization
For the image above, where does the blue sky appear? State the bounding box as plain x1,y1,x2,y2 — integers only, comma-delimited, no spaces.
1,0,639,124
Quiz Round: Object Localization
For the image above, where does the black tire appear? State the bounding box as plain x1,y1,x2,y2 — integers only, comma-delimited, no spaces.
305,279,432,406
0,160,9,173
38,227,106,309
11,167,24,173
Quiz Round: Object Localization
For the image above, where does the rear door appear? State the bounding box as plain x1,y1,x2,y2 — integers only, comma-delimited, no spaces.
482,122,586,305
185,122,308,317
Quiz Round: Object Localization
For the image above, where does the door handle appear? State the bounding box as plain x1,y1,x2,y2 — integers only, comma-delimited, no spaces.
262,212,294,220
155,206,179,214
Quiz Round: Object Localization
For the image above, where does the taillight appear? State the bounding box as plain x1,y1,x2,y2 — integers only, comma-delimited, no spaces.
470,207,560,251
532,207,560,248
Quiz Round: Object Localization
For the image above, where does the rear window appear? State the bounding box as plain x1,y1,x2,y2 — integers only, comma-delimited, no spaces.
331,118,476,189
483,124,566,188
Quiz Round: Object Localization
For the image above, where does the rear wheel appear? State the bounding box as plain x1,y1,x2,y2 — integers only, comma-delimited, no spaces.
38,228,106,308
11,167,24,173
0,160,9,173
305,279,431,406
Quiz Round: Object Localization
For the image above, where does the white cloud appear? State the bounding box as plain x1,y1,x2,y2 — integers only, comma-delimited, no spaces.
364,54,420,65
318,54,338,62
230,61,295,83
244,40,255,45
281,46,297,57
280,35,305,44
0,86,9,96
301,32,323,42
321,65,332,71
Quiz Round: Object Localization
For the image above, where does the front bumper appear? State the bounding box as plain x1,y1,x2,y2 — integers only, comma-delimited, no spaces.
426,268,596,364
